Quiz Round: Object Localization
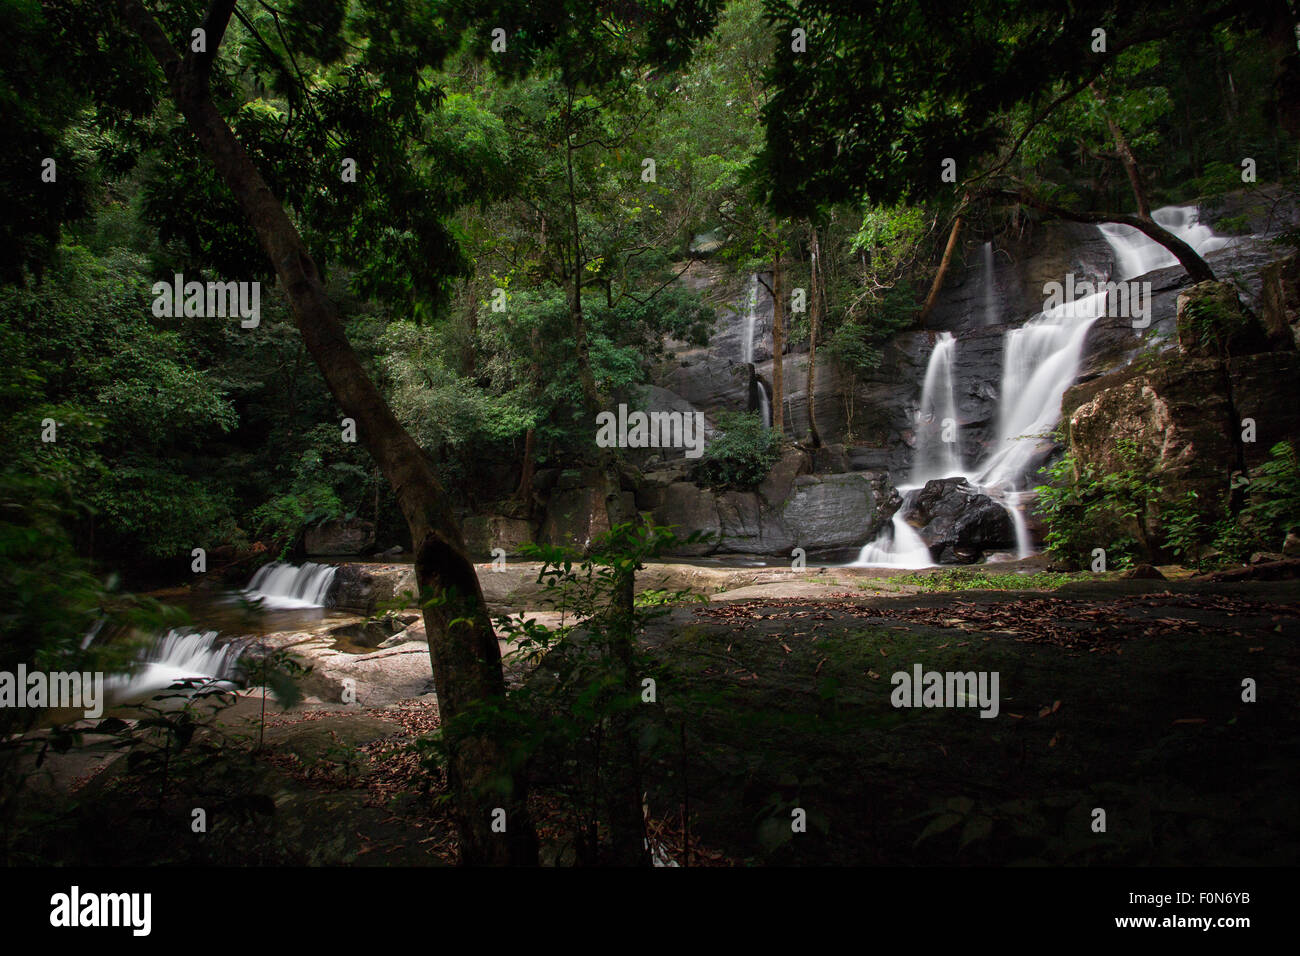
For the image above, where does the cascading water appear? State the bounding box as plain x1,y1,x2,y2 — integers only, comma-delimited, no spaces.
104,629,243,710
740,273,760,365
854,205,1232,568
1098,205,1233,281
971,289,1109,490
855,507,933,569
910,332,964,484
756,377,773,429
981,242,997,326
244,561,337,609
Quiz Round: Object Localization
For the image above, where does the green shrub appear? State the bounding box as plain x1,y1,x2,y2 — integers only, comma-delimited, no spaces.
1034,438,1158,570
1239,441,1300,548
692,410,781,490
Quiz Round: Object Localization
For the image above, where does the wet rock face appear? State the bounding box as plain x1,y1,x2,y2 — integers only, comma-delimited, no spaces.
903,478,1015,563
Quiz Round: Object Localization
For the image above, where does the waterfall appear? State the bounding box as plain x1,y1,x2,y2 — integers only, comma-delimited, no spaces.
244,561,337,609
1098,205,1232,281
740,273,760,365
971,289,1108,490
104,629,243,710
981,241,997,326
756,377,772,429
1005,490,1034,560
854,501,934,569
910,332,965,484
853,205,1232,569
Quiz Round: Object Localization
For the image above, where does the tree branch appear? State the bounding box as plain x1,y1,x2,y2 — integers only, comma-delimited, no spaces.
987,188,1215,283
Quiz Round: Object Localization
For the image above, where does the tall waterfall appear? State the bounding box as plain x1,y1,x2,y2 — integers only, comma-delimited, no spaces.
910,332,964,484
854,206,1231,568
981,242,997,326
971,289,1108,490
740,273,760,365
244,561,337,609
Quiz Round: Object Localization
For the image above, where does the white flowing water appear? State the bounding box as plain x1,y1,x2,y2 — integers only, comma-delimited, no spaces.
756,377,772,429
104,629,243,710
910,332,964,484
971,289,1109,490
854,503,934,569
981,242,997,326
1098,205,1233,281
854,206,1231,568
740,273,760,365
244,561,337,609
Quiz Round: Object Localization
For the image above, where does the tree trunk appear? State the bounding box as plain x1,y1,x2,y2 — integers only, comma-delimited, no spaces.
918,215,964,327
118,0,537,865
991,189,1216,283
771,240,785,435
1106,115,1151,220
561,106,646,866
806,224,823,447
1093,85,1152,220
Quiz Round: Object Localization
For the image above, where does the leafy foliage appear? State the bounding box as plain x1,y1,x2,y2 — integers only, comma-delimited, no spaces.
692,410,781,490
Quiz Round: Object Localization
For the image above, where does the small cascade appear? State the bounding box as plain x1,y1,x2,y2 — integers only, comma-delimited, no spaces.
981,241,997,326
740,273,760,365
854,496,933,568
244,561,337,609
756,377,772,429
105,629,244,710
910,332,965,484
1004,490,1034,560
1098,205,1233,281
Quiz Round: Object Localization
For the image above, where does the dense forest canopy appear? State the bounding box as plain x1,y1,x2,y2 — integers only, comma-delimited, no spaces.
3,0,1298,865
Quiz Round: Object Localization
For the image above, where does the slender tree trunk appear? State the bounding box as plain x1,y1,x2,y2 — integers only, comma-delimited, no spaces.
771,237,785,435
1106,115,1151,220
561,103,647,866
118,0,537,865
1094,85,1152,220
918,215,964,327
806,224,823,447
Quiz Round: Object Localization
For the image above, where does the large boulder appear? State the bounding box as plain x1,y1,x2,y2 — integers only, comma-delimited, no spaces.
781,473,878,552
304,518,375,557
1064,355,1237,520
1228,351,1300,469
905,478,1015,563
328,563,417,614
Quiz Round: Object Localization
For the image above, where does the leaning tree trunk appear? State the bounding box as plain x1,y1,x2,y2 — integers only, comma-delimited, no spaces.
118,0,537,866
918,214,964,327
1093,84,1152,220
